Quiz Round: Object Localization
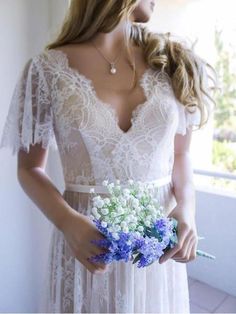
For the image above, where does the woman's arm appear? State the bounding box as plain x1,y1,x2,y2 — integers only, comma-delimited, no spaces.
159,127,198,264
17,143,76,231
17,144,110,274
171,128,196,221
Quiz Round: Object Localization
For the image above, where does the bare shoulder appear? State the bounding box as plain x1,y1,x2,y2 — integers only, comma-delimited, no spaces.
52,42,90,56
50,43,94,68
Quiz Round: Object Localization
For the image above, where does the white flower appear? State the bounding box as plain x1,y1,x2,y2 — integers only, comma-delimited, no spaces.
108,182,114,188
129,214,136,222
114,224,121,232
101,208,109,215
116,179,120,185
103,198,110,205
123,188,130,195
114,218,121,224
136,192,143,199
129,223,137,229
91,207,98,215
121,221,127,228
120,198,127,206
123,194,131,201
92,195,102,201
101,221,108,228
95,213,101,219
110,212,116,218
117,206,124,214
135,206,141,213
128,179,134,185
151,213,157,220
125,216,131,223
94,199,104,208
146,204,153,211
103,215,110,222
123,226,129,233
137,225,144,232
112,232,120,240
102,180,109,186
144,220,151,227
133,198,140,206
89,188,95,193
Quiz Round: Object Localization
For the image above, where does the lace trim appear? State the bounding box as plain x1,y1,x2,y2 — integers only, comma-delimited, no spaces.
175,99,201,136
0,54,58,155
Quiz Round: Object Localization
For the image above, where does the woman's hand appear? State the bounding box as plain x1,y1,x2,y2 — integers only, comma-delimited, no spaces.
159,204,199,264
60,210,111,275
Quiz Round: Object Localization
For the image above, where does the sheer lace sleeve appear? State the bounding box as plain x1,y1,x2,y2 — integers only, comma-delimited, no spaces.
175,100,201,136
0,54,57,155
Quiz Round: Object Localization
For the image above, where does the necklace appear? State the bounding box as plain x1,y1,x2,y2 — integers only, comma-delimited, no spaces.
91,39,137,90
91,39,125,74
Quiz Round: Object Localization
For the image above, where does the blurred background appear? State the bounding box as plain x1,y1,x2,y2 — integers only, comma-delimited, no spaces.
0,0,235,312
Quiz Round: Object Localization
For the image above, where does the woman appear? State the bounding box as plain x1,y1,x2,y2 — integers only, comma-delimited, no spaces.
0,0,216,312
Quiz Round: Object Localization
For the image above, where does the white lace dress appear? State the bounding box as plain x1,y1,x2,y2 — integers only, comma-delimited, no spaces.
0,49,201,313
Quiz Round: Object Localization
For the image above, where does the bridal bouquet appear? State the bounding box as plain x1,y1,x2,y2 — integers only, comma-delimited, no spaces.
88,179,215,268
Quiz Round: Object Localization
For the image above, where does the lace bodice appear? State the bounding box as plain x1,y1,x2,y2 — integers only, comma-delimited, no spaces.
0,49,200,185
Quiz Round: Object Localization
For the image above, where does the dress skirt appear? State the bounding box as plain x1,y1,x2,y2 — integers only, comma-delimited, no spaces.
39,184,190,313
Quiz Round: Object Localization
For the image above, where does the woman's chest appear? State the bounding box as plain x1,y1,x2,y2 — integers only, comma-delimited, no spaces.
51,67,179,151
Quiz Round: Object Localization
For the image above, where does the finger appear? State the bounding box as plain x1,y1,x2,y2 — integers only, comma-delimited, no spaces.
185,238,195,260
76,253,99,274
90,242,109,255
86,251,110,270
175,239,196,263
188,240,198,262
185,230,198,260
90,235,110,250
95,231,107,241
159,223,190,263
85,255,107,272
74,247,107,273
172,233,194,259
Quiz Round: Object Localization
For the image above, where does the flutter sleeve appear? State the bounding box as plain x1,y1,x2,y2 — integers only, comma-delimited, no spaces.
175,100,201,136
0,54,57,155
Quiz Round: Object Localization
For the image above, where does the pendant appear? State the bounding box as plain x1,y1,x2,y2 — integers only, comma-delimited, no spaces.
110,63,117,74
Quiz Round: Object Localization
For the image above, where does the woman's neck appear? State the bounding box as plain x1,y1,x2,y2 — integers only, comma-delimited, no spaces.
89,16,134,55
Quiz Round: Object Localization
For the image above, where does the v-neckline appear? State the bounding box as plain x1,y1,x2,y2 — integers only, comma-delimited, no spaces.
47,48,156,135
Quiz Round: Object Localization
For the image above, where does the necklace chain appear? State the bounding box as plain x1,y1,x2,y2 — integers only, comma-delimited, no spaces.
91,40,125,74
90,39,137,89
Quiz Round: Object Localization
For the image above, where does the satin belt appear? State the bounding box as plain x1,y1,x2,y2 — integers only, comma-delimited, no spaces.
65,175,172,194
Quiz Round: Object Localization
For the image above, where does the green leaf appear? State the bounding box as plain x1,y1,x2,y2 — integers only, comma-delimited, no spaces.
132,253,142,264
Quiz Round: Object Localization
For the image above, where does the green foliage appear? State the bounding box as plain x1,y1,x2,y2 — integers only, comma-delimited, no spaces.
211,29,236,192
211,140,236,193
214,28,236,132
212,140,236,173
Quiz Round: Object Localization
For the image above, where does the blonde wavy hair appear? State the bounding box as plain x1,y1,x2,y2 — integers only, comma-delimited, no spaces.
45,0,217,131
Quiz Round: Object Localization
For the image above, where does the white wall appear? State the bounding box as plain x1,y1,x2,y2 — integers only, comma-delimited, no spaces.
188,188,236,296
0,0,67,312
